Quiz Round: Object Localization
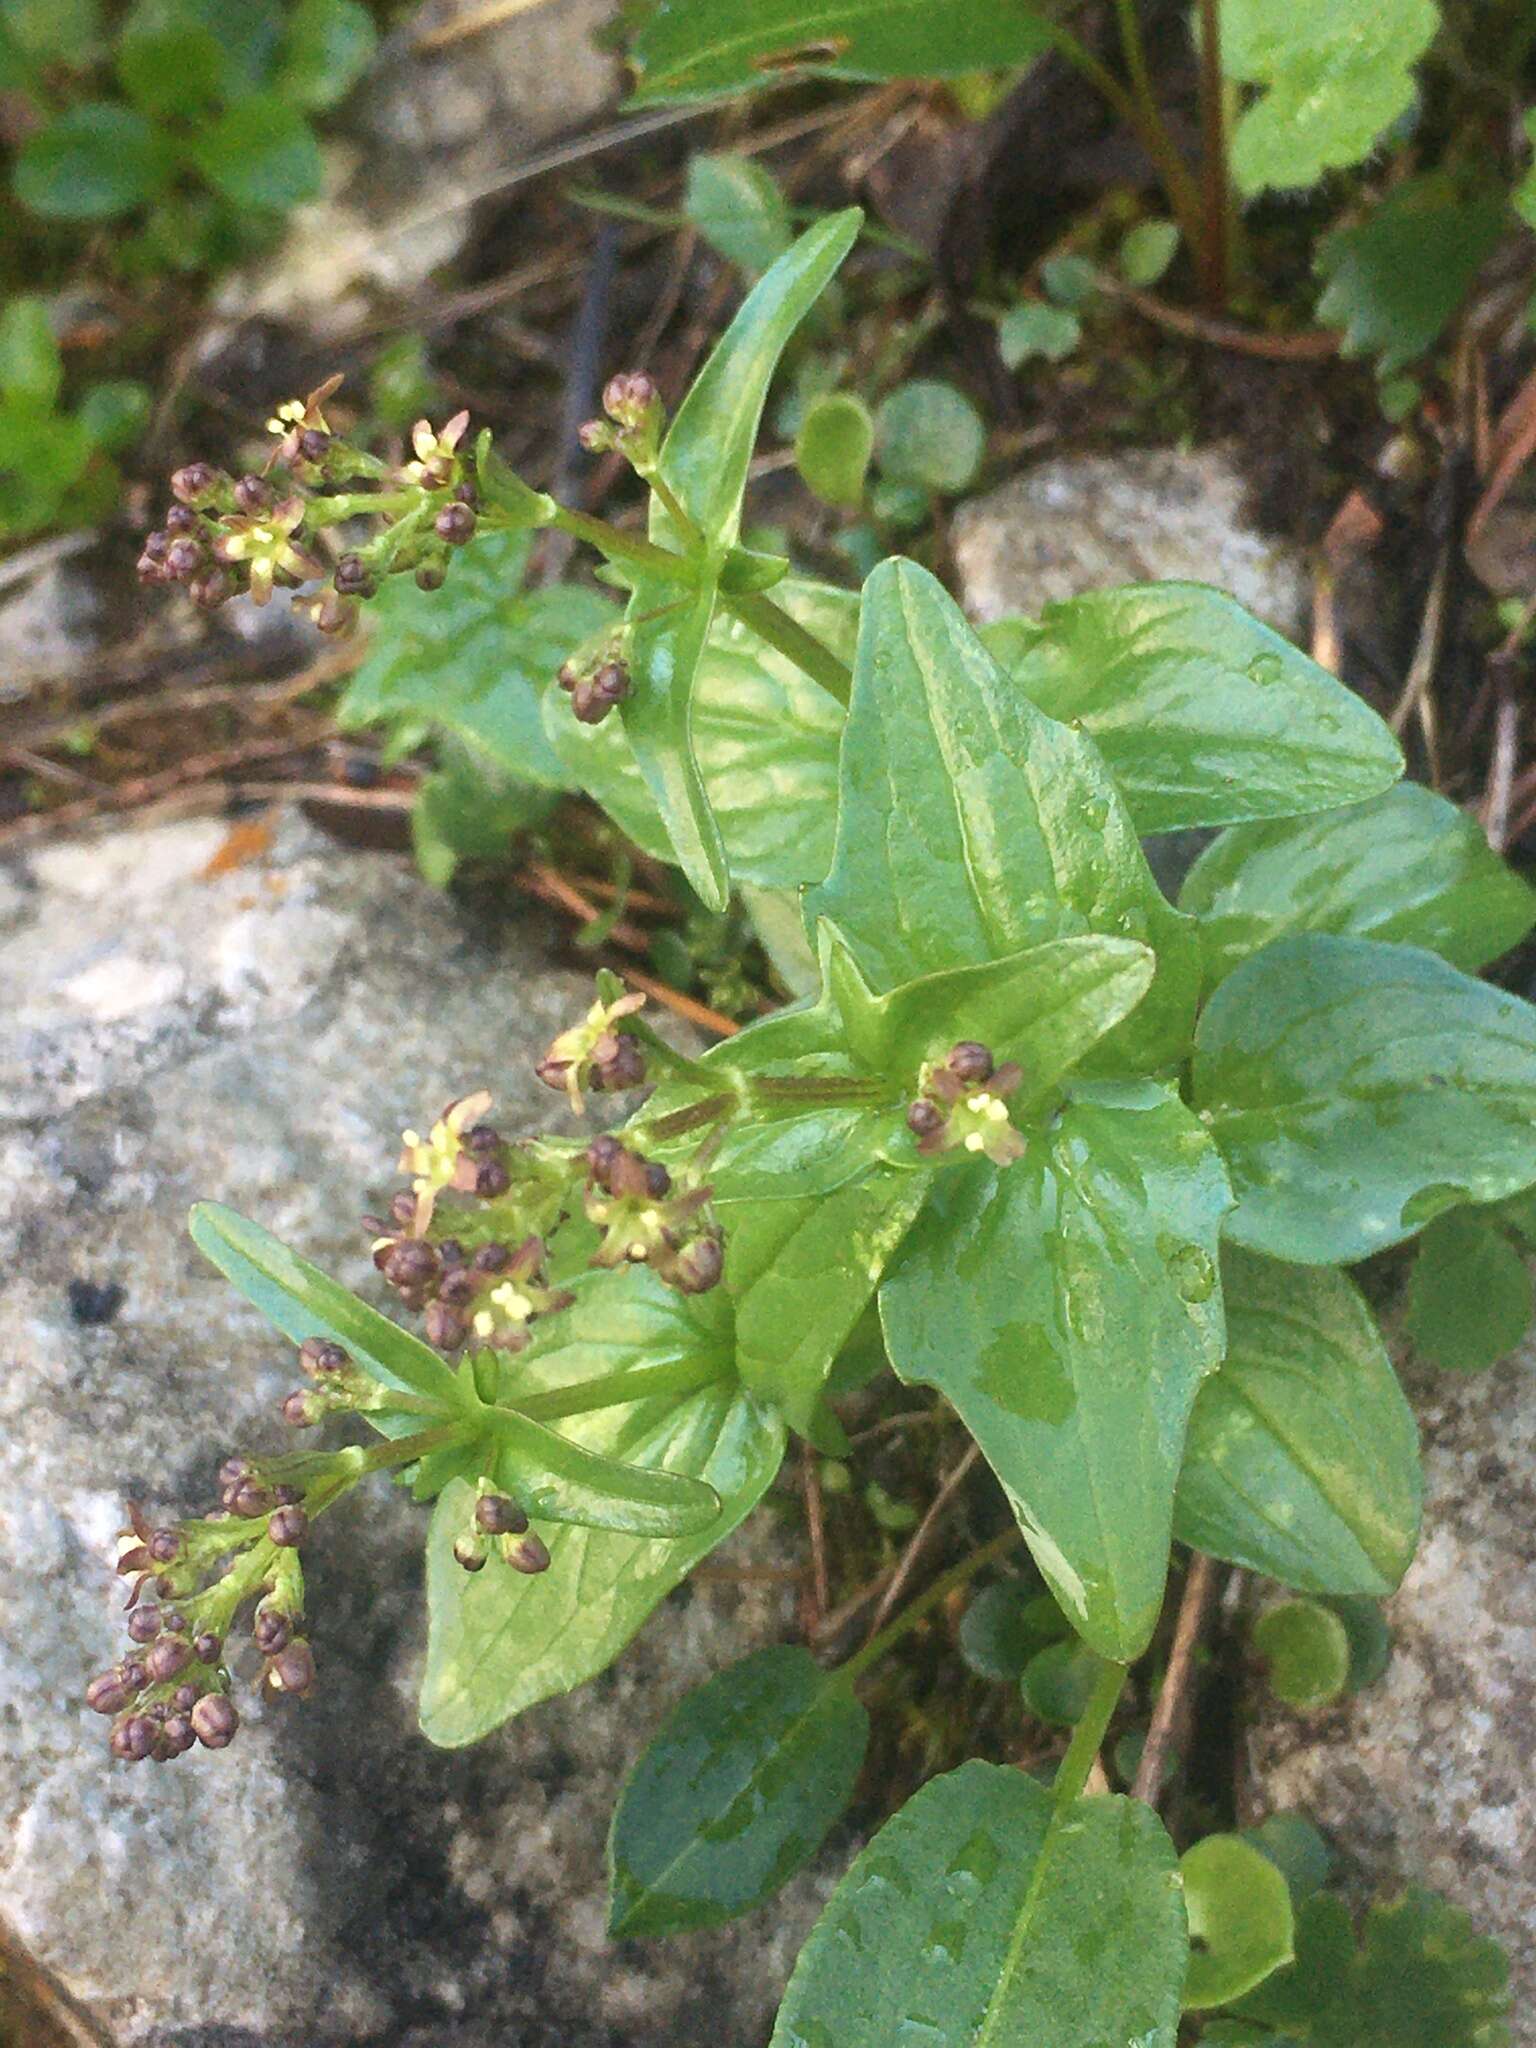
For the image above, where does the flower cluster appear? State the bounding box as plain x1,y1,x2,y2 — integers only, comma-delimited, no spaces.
450,1485,551,1576
84,1401,359,1763
583,1133,724,1294
905,1041,1025,1167
137,379,484,635
578,370,665,473
535,988,648,1110
555,648,633,726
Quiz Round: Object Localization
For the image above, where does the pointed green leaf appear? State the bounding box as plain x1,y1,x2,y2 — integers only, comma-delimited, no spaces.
770,1762,1187,2048
1405,1208,1533,1374
1174,1250,1420,1596
485,1404,723,1537
726,1168,931,1430
1181,1834,1295,2010
982,584,1403,834
619,214,860,906
880,1084,1231,1659
1181,782,1536,990
420,1274,783,1745
189,1201,461,1407
631,0,1055,102
608,1646,868,1938
550,579,855,890
808,559,1197,1073
1192,936,1536,1264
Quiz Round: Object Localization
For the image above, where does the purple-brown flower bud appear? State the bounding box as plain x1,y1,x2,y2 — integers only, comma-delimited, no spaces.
193,1632,222,1664
127,1605,161,1645
86,1670,133,1716
110,1713,158,1762
270,1640,316,1696
300,1337,349,1377
233,474,273,514
281,1389,320,1427
453,1533,487,1571
267,1505,308,1548
333,553,376,598
145,1636,192,1683
253,1607,292,1655
671,1232,725,1295
474,1493,529,1536
506,1533,551,1575
190,1693,239,1749
170,461,223,507
434,501,476,545
947,1040,994,1084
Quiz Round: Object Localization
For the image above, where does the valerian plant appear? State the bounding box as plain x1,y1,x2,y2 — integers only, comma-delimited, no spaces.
105,216,1525,2041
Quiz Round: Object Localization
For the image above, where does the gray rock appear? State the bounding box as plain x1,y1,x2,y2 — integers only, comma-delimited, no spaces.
232,0,618,329
952,444,1311,637
0,811,823,2046
1248,1352,1536,2032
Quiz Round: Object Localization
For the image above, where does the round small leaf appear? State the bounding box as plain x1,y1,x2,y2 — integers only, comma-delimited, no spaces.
874,379,985,495
1040,252,1098,307
193,94,323,210
14,103,164,219
1020,1637,1103,1725
997,301,1080,368
278,0,377,110
1242,1811,1333,1905
0,296,61,407
1181,1833,1295,2009
1120,219,1180,286
77,379,152,453
685,151,793,274
1253,1600,1350,1709
1324,1593,1392,1693
116,12,224,115
958,1582,1063,1683
608,1646,868,1937
795,389,873,507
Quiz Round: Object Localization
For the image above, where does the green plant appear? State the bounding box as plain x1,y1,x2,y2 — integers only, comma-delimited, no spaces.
104,217,1526,2040
0,295,148,540
2,0,374,276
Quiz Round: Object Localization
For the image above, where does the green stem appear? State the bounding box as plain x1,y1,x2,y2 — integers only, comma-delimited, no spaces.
719,590,854,707
835,1527,1021,1688
1051,1657,1129,1811
549,504,699,585
1051,9,1207,287
1195,0,1232,309
308,489,418,523
507,1355,728,1425
641,469,703,544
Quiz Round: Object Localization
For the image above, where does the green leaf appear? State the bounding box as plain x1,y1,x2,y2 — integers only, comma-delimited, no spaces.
420,1275,784,1745
1315,175,1506,375
795,390,874,507
1220,0,1439,196
631,0,1055,101
685,152,793,273
1019,1637,1103,1725
0,297,60,407
622,210,860,909
608,1646,868,1937
2,0,102,61
807,560,1199,1074
1324,1592,1392,1692
14,103,165,219
188,1201,462,1407
959,1582,1065,1682
1119,220,1180,287
1253,1599,1350,1709
1242,1813,1333,1906
1405,1207,1533,1374
192,94,324,211
726,1169,931,1432
880,1083,1231,1660
1174,1249,1420,1597
1192,935,1536,1264
486,1401,724,1538
76,379,152,453
549,579,855,889
771,1762,1187,2048
409,757,554,887
982,584,1404,835
278,0,377,111
1180,782,1536,990
340,529,611,790
116,0,224,116
1181,1834,1295,2009
873,379,985,495
1232,1888,1511,2046
997,301,1081,368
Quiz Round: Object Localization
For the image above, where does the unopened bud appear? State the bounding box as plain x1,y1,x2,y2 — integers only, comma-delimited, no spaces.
453,1533,487,1571
148,1529,182,1564
170,462,222,507
127,1605,161,1645
425,1301,467,1350
110,1713,158,1762
145,1636,192,1683
267,1505,308,1548
270,1640,316,1695
474,1493,529,1536
434,501,476,545
193,1632,222,1663
281,1389,320,1427
86,1670,133,1716
190,1693,239,1749
907,1099,944,1138
233,473,272,514
673,1233,725,1295
300,1337,349,1376
253,1607,292,1655
948,1041,994,1084
506,1533,551,1575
